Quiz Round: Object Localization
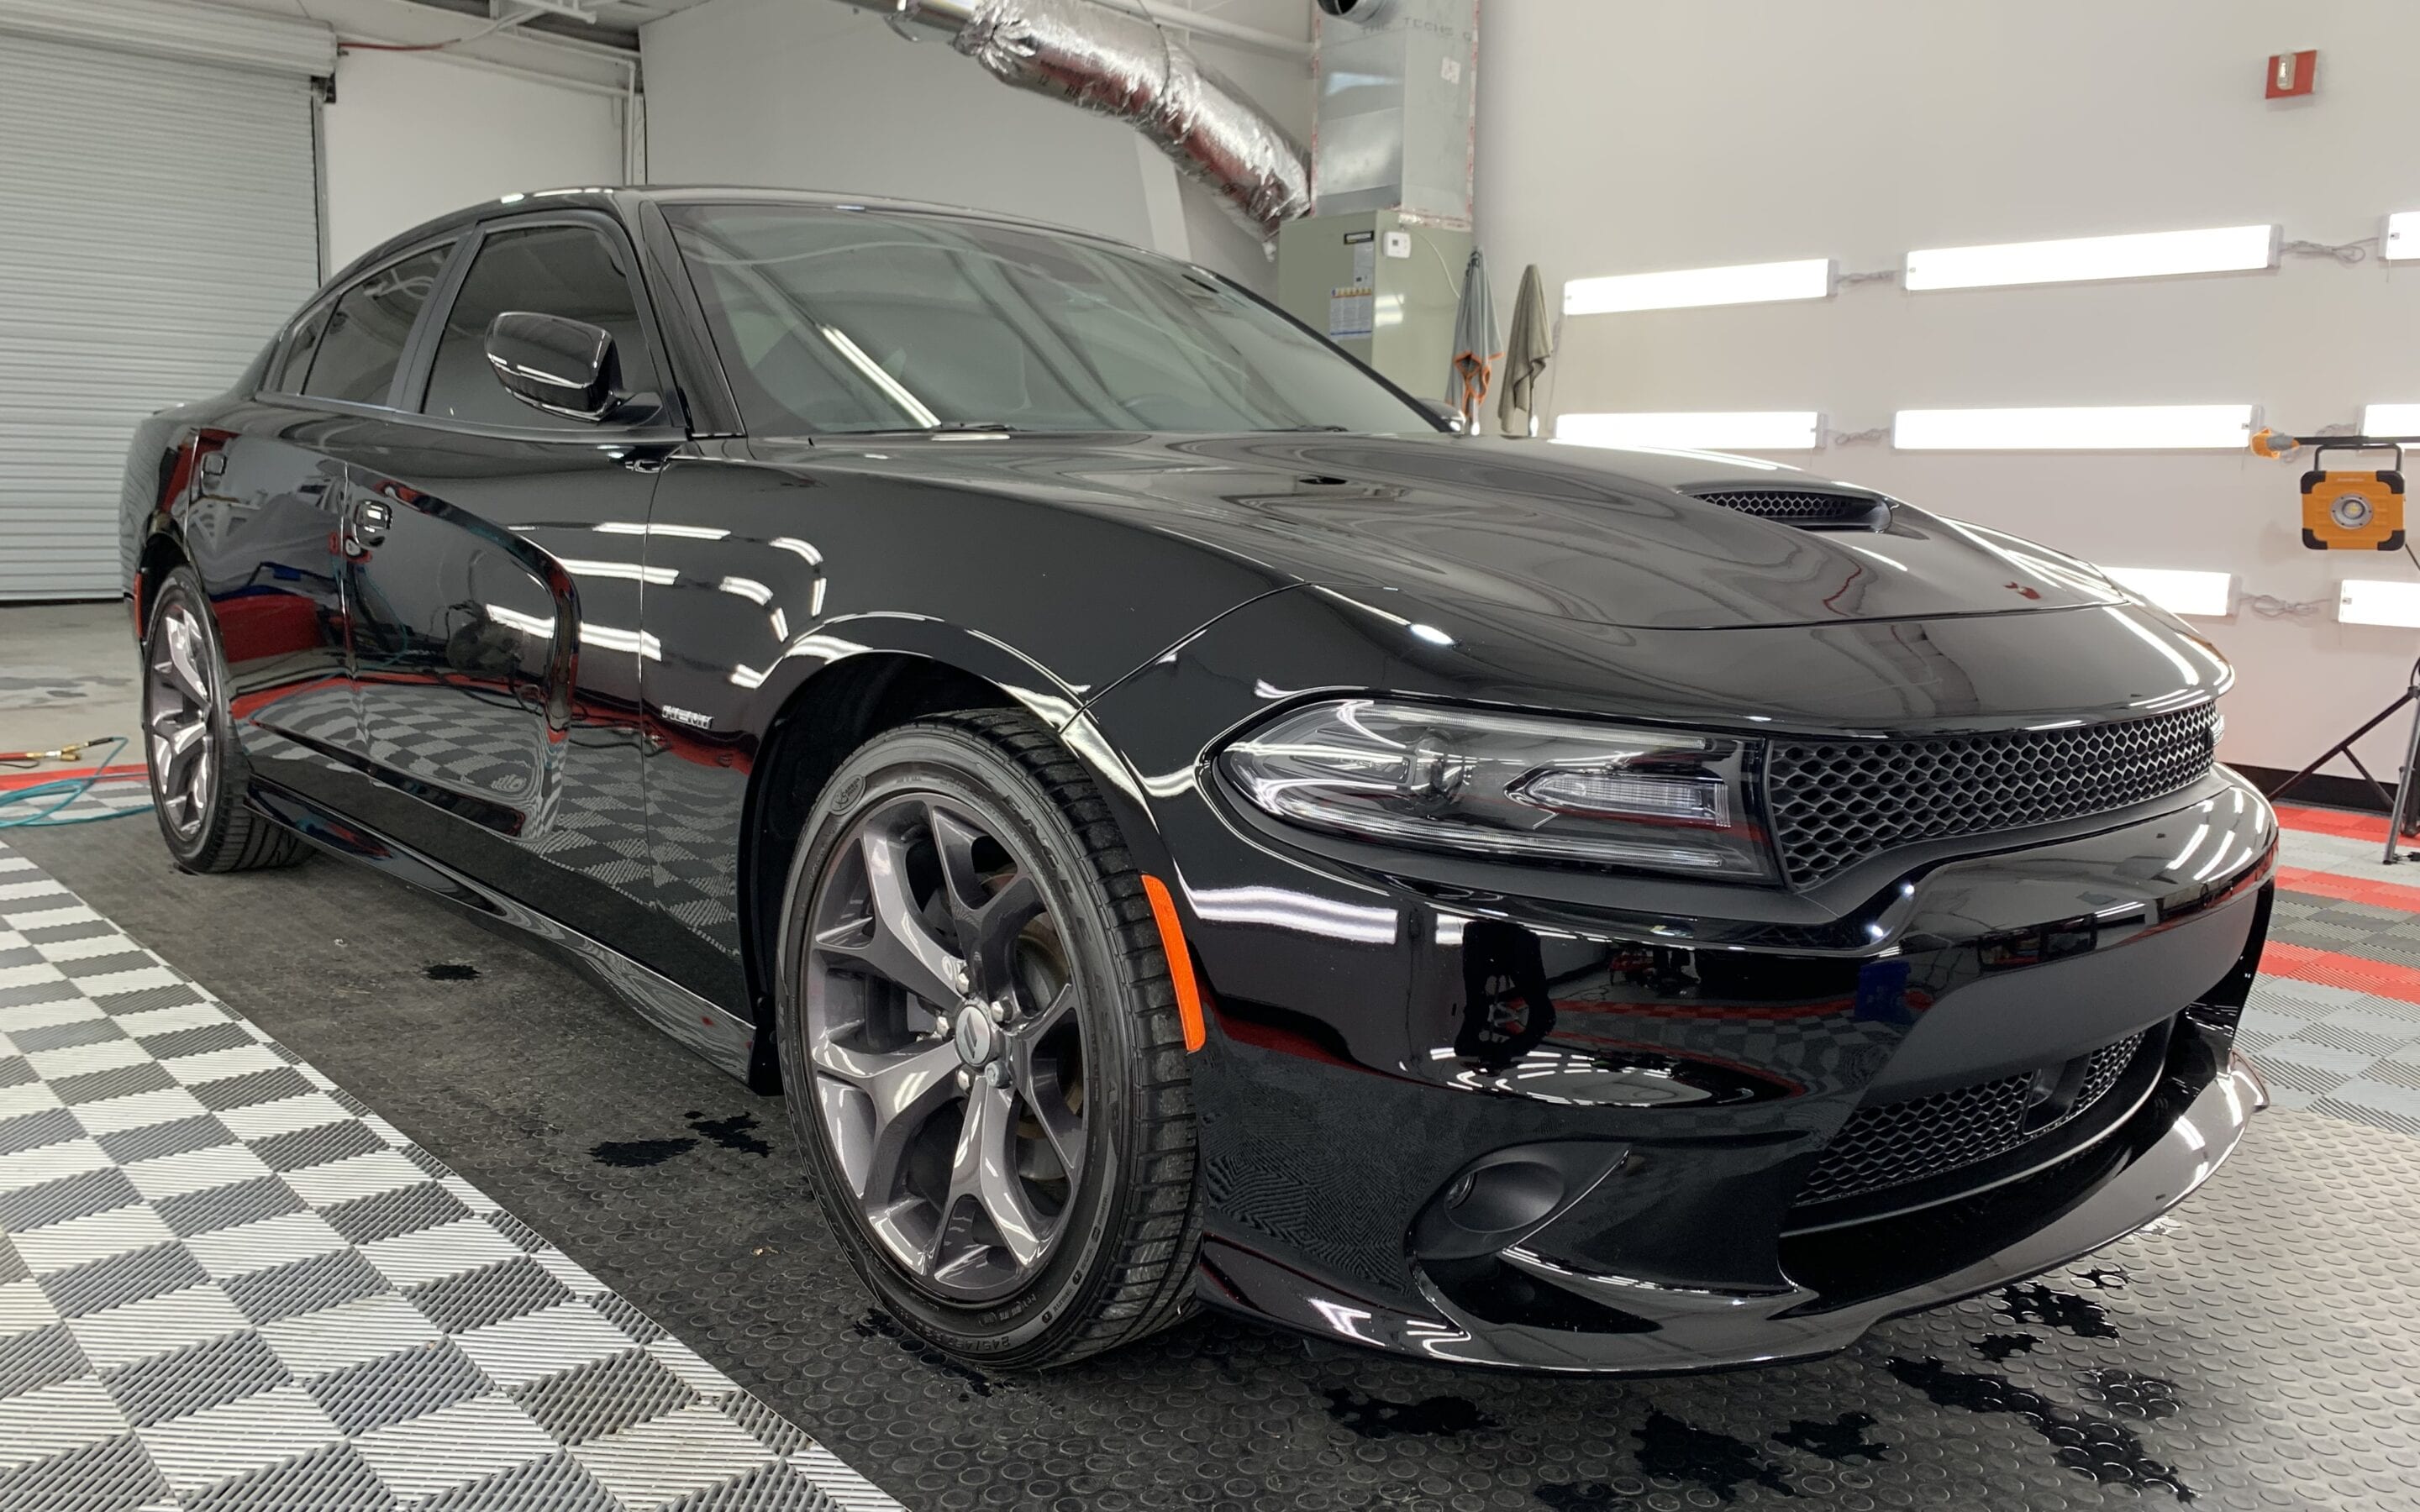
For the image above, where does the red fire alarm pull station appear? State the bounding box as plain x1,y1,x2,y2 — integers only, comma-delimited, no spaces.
2267,50,2317,98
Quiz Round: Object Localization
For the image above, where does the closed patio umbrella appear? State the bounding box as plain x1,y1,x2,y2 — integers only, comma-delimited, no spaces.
1497,262,1554,438
1446,247,1499,431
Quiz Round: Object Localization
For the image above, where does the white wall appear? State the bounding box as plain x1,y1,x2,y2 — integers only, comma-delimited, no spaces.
1477,0,2420,779
321,50,625,270
637,0,1308,290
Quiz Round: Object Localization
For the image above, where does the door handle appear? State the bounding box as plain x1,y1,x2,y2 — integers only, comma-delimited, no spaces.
349,497,392,552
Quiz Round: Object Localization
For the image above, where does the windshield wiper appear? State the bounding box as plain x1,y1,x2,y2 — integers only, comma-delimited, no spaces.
839,421,1023,436
1262,424,1349,433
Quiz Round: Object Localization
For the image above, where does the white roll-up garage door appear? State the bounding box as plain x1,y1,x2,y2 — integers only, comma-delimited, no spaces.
0,11,327,599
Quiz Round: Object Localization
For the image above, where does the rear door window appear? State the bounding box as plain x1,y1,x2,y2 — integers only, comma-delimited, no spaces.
422,223,658,428
271,305,330,393
301,244,452,407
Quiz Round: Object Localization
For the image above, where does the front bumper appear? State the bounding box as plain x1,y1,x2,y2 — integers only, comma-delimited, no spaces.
1081,639,2276,1369
1202,1031,2264,1373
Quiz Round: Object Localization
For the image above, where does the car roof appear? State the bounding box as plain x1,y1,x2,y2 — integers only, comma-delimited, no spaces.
326,185,1139,296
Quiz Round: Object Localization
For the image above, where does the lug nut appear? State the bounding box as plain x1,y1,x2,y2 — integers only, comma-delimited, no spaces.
934,1014,950,1037
984,1062,1007,1087
989,1000,1008,1025
955,1068,971,1090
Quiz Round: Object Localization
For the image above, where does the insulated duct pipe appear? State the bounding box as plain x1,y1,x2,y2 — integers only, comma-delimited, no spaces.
834,0,1311,238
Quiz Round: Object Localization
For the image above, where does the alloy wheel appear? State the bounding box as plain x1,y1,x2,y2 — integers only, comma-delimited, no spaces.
804,793,1091,1301
145,598,218,842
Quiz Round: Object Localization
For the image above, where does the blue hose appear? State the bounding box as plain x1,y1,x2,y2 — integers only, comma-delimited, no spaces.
0,737,152,828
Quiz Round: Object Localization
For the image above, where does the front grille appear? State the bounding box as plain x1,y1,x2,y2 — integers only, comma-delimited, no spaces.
1691,489,1882,526
1765,704,2217,886
1797,1032,2146,1207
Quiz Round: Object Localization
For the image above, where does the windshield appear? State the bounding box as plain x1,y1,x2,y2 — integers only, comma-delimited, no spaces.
665,203,1434,438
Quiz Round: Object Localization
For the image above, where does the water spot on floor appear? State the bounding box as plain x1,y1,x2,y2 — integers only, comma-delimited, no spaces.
1886,1357,2192,1499
2081,1368,2185,1421
1633,1410,1796,1502
1996,1281,2120,1340
1771,1410,1892,1463
590,1137,697,1168
424,963,479,981
1972,1331,2041,1362
686,1110,773,1158
1321,1387,1497,1440
853,1310,996,1398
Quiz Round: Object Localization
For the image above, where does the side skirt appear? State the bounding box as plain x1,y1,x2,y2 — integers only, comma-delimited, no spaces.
245,779,758,1084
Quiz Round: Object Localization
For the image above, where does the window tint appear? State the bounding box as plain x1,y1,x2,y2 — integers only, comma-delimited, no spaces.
664,205,1428,436
424,224,657,428
272,305,329,393
302,245,451,406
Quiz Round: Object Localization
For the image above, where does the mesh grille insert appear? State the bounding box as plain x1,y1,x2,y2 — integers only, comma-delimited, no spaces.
1691,490,1882,526
1765,705,2217,887
1798,1032,2147,1207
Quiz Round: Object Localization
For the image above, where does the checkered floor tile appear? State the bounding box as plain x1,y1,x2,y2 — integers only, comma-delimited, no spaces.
0,839,900,1512
0,769,151,829
2249,823,2420,1138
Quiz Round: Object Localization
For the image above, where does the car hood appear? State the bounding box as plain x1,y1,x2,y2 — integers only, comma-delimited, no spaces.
767,431,2125,631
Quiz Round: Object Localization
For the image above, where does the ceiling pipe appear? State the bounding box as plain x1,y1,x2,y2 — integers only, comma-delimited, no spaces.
834,0,1311,239
1082,0,1312,60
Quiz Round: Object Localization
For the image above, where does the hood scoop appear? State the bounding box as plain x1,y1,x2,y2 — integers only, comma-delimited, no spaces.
1689,488,1889,531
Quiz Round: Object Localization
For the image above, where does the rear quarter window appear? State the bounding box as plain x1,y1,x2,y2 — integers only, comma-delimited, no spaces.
301,244,452,407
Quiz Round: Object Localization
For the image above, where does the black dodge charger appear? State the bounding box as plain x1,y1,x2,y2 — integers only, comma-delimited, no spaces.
119,187,2274,1373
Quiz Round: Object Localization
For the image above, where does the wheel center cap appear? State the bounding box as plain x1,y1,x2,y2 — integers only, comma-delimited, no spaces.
955,1002,999,1068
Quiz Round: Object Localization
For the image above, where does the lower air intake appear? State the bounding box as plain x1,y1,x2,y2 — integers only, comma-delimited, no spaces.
1797,1032,2147,1208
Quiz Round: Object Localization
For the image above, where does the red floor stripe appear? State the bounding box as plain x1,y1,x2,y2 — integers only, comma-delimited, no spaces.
2273,803,2394,842
2275,865,2420,914
0,764,144,791
2260,939,2420,1004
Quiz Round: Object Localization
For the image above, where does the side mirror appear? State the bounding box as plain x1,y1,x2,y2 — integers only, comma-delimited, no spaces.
1421,398,1469,435
484,311,621,423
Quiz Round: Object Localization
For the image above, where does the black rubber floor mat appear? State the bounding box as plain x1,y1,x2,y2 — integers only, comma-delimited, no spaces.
18,818,2420,1512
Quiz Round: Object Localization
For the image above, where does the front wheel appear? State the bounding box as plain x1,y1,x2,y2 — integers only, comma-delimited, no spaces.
141,566,309,873
774,711,1201,1368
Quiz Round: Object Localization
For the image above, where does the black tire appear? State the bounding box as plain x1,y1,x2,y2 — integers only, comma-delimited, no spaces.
140,567,310,874
774,710,1202,1368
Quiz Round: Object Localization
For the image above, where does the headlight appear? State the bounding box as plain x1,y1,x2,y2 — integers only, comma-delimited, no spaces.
1217,699,1775,881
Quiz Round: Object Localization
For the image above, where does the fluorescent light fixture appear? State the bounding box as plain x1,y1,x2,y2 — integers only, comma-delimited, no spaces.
579,623,663,659
2102,566,2234,618
2339,579,2420,628
1904,224,2277,290
821,324,938,426
555,558,678,585
2362,403,2420,437
2388,212,2420,261
1892,404,2254,451
1557,411,1823,452
1564,259,1832,316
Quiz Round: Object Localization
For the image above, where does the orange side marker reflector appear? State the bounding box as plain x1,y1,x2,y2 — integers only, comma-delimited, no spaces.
1142,874,1207,1052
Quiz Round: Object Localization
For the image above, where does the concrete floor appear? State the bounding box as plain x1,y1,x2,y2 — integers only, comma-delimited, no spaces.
0,601,140,757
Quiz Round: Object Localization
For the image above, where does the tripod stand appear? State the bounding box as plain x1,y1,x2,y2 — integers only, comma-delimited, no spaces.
2265,654,2420,864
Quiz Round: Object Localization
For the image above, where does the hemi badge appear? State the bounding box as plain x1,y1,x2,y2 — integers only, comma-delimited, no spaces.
660,705,713,730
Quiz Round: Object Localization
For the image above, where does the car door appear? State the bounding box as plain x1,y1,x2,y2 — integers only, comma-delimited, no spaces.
194,239,458,811
330,213,686,955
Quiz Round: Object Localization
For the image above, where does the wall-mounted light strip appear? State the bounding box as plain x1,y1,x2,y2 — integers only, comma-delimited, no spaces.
1893,404,2255,451
1564,259,1833,316
2340,579,2420,628
2387,212,2420,261
1557,411,1823,452
2361,403,2420,436
1904,224,2278,291
2101,566,2235,618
